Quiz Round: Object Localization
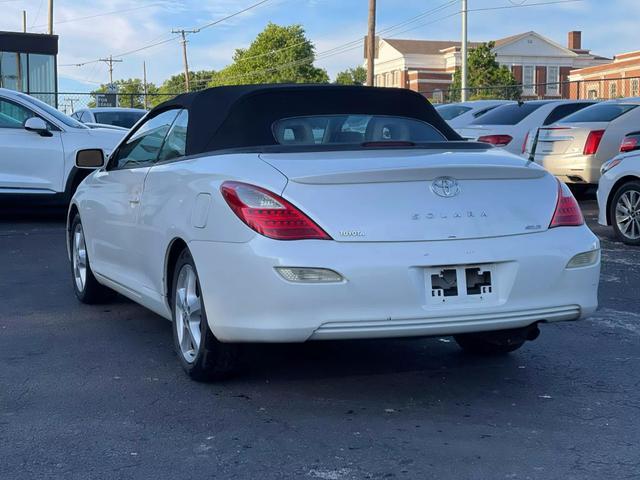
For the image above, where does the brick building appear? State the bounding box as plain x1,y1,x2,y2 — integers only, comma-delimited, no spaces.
366,31,609,101
568,51,640,99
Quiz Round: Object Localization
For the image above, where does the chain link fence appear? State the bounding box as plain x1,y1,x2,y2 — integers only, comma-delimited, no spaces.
30,92,180,114
27,76,640,114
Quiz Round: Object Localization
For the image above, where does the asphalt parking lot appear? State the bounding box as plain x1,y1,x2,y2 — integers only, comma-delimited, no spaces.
1,196,639,480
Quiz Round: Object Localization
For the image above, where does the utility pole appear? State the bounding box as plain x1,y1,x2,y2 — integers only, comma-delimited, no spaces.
366,0,376,87
47,0,53,34
22,10,27,32
143,61,149,110
171,29,199,92
461,0,468,101
99,55,123,84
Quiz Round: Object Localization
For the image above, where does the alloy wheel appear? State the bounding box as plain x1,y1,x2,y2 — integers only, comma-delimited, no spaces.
72,223,88,292
615,189,640,240
175,264,203,363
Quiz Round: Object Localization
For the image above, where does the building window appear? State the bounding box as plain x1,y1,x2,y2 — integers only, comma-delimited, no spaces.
0,52,28,91
28,54,56,105
385,72,392,87
432,89,444,104
546,66,559,96
587,89,598,99
394,71,400,87
609,81,617,99
523,65,536,95
631,78,639,97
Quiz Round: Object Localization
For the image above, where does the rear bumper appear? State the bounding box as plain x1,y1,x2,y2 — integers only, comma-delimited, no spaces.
537,154,601,184
189,227,600,343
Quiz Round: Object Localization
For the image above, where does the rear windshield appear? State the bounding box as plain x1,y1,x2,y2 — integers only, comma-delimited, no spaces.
94,111,145,128
559,103,638,123
272,115,446,145
470,102,545,125
435,104,472,120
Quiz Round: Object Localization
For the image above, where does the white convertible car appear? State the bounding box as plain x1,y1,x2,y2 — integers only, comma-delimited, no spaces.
68,85,600,381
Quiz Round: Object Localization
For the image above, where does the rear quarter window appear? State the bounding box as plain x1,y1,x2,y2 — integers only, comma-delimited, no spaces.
469,103,546,125
543,103,595,126
559,103,638,123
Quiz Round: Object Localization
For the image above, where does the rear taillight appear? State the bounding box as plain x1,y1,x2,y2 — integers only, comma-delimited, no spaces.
583,130,605,155
521,132,529,154
549,180,584,228
477,134,513,147
620,135,639,152
220,181,331,240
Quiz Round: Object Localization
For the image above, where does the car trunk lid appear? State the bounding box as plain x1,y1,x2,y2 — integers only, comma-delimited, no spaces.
260,149,557,242
534,122,609,159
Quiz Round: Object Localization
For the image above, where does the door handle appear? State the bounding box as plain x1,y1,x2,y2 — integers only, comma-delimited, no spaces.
129,194,140,205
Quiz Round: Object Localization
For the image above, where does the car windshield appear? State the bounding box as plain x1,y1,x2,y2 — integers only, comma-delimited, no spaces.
94,111,146,128
435,104,473,120
470,102,546,125
272,115,446,146
17,93,87,129
559,103,638,123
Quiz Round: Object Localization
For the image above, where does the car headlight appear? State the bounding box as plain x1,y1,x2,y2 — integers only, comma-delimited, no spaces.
600,158,622,175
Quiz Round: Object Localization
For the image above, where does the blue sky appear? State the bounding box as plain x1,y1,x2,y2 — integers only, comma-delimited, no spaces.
1,0,638,92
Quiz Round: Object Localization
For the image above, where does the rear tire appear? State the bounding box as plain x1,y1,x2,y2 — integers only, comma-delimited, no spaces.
69,214,115,304
454,327,535,355
171,248,238,381
609,180,640,246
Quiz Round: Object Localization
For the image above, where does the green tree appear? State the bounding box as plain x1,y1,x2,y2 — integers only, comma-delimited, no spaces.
209,23,329,87
334,66,367,85
450,42,521,101
150,70,217,107
91,78,158,109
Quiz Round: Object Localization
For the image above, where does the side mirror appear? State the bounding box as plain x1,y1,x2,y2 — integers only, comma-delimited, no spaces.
76,149,105,169
24,117,52,137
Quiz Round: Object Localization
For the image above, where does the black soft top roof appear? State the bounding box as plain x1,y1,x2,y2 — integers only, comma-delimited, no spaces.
153,84,461,156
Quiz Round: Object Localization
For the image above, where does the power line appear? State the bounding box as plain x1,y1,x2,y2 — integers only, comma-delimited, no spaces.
31,3,163,28
469,0,582,12
193,0,272,32
58,0,274,73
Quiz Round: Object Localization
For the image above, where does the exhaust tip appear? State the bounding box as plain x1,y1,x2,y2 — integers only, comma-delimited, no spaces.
526,325,541,341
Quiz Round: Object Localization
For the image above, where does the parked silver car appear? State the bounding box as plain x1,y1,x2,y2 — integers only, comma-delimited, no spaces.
435,100,514,128
71,107,146,129
533,98,640,190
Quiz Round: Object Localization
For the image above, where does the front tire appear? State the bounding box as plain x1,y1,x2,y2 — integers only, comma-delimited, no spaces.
454,327,535,355
69,214,115,304
610,180,640,246
171,249,238,381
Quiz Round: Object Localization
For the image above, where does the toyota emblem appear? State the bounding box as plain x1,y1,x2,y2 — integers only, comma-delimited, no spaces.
431,177,460,198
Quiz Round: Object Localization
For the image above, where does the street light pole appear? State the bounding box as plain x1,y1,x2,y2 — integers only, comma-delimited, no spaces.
172,29,199,92
366,0,376,87
461,0,468,101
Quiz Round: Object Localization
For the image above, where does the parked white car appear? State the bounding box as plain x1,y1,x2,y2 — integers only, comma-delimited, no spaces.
68,85,600,381
0,88,126,204
597,133,640,245
435,100,515,128
71,107,146,129
532,98,640,190
457,100,596,156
